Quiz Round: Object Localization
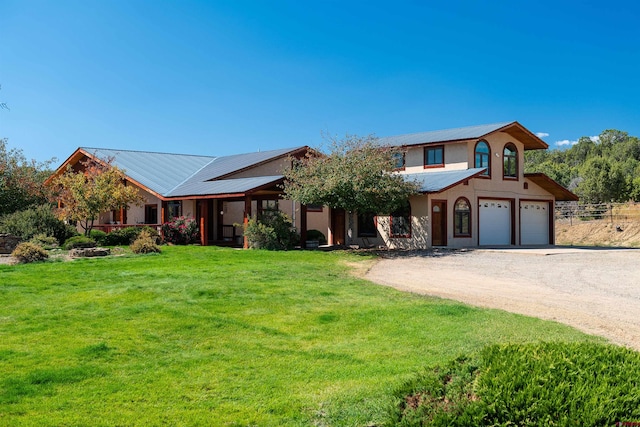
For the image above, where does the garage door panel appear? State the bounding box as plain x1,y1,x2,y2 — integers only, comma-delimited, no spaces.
479,200,511,245
521,201,550,245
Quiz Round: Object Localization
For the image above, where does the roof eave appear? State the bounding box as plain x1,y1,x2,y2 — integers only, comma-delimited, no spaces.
525,173,579,201
495,121,549,150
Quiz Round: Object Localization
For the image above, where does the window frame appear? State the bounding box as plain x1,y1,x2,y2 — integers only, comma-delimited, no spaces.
503,143,518,180
453,197,472,237
424,145,445,169
306,203,323,213
474,140,491,177
390,201,412,238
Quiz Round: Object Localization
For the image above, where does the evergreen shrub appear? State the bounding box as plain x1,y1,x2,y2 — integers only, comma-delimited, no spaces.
243,210,299,250
63,236,96,250
386,342,640,426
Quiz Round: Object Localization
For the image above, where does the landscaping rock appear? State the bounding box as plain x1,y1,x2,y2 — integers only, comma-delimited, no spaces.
69,247,111,258
0,234,20,254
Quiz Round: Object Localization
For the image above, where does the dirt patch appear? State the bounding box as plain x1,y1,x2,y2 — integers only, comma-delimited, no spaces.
365,248,640,351
556,219,640,247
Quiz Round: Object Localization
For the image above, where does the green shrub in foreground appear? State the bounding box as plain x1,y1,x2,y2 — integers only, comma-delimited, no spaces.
29,233,59,249
243,210,299,250
387,342,640,426
63,235,96,250
89,229,108,245
103,227,144,246
0,204,78,244
11,242,49,263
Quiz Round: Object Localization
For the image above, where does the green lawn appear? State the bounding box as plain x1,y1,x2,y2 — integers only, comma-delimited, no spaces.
0,246,600,426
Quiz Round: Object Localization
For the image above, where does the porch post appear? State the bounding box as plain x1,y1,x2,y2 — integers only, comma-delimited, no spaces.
199,200,209,246
243,195,252,249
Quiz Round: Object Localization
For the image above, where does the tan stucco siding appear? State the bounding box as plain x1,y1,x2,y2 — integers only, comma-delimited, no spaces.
402,142,469,174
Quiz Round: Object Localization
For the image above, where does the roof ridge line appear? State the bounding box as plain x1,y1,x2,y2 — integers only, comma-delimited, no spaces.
80,147,217,159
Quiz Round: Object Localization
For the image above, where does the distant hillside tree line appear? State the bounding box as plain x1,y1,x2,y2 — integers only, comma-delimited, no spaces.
525,129,640,203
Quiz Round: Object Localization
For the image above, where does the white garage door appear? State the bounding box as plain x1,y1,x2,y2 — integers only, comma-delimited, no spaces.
520,201,550,245
479,200,511,245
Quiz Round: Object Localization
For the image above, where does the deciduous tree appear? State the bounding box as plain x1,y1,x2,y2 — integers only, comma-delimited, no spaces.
283,134,420,242
51,156,145,235
0,139,55,216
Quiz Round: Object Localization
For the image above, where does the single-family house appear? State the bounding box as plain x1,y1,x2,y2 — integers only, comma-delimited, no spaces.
47,146,329,247
347,121,578,249
48,121,577,249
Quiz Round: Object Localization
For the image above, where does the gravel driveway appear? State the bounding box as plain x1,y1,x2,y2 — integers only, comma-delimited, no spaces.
365,247,640,350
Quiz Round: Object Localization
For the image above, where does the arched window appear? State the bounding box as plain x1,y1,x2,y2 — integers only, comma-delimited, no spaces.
390,201,411,238
475,141,490,176
503,143,518,179
454,197,471,237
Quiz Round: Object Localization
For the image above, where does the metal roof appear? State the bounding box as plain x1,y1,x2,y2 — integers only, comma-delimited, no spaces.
80,148,216,196
377,122,513,147
167,175,284,198
404,168,487,193
79,146,304,198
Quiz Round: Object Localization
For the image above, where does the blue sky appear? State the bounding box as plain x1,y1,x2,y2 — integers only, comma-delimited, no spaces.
1,0,639,167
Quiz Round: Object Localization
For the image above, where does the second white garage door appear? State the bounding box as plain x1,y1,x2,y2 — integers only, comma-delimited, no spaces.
479,200,511,245
520,201,550,245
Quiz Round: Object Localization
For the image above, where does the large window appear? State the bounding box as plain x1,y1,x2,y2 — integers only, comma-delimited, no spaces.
475,141,490,176
145,204,158,224
503,143,518,179
424,146,444,168
453,197,471,237
167,201,182,220
390,201,411,238
358,212,377,237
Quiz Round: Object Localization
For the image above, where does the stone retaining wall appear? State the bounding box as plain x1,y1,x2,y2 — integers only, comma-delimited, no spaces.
0,234,20,254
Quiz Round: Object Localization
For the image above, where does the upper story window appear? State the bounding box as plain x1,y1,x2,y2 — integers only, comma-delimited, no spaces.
392,152,405,170
503,143,518,179
475,141,490,176
424,145,444,168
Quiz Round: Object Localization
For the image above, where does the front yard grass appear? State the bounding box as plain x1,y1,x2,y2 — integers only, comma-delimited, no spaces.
0,246,600,426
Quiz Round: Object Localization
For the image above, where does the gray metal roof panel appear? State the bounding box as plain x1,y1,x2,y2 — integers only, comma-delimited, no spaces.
404,168,487,193
81,148,216,196
167,175,283,197
377,122,514,147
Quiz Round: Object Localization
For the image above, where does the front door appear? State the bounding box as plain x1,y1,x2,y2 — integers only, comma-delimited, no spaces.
432,200,447,246
331,208,346,245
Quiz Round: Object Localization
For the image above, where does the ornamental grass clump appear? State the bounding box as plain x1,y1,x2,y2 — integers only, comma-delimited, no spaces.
161,217,199,245
130,230,161,254
11,242,49,263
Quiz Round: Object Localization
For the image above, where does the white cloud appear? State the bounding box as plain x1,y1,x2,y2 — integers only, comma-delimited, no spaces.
556,135,600,147
535,132,549,138
556,139,577,147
